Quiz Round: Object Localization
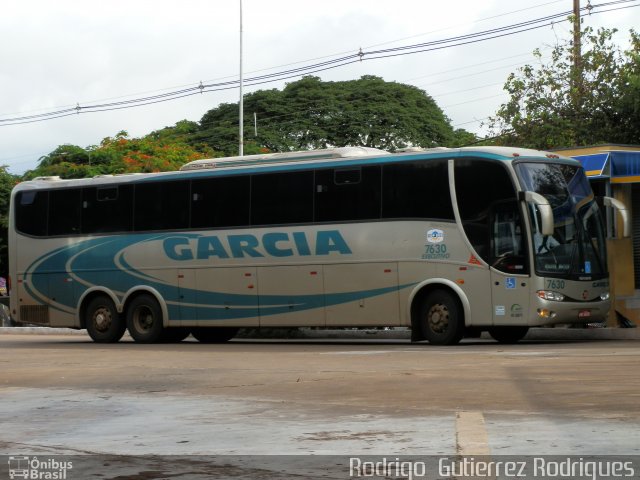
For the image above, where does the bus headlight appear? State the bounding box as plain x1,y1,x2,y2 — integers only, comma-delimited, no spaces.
600,292,610,301
537,290,565,301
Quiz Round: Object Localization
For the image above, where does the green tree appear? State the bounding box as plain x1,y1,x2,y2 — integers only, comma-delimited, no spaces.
487,27,640,149
196,76,467,155
95,130,213,174
27,144,100,179
451,128,479,147
37,144,90,167
25,127,215,179
0,167,18,278
615,31,640,142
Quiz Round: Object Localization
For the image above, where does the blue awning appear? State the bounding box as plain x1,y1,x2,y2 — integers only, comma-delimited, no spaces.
610,151,640,183
574,153,609,178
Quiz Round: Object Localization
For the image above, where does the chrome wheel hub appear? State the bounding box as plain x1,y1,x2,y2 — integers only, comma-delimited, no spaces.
93,307,112,333
427,303,449,333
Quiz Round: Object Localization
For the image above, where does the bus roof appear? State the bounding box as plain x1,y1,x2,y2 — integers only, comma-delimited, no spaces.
14,146,579,192
179,146,389,171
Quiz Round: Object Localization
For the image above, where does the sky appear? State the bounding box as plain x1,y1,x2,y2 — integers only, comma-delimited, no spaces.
2,0,640,175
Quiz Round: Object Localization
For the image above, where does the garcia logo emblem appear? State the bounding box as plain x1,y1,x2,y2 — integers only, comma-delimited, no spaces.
426,229,444,244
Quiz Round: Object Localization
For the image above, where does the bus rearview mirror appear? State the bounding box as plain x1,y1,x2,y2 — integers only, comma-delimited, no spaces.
603,196,630,238
520,191,554,236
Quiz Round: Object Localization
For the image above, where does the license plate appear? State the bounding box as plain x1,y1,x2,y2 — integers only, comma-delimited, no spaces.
578,310,591,318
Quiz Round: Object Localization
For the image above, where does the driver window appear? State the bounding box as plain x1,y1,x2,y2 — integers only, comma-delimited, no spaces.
491,201,528,274
455,158,529,274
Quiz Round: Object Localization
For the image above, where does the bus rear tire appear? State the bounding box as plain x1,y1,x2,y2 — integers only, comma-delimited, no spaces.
488,326,529,344
85,295,126,343
419,290,464,345
126,294,165,343
191,327,239,343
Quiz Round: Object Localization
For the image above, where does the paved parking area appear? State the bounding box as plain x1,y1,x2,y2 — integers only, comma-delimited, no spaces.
0,333,639,477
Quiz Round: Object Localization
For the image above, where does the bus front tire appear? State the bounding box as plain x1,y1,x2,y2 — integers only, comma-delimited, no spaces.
85,296,126,343
419,290,464,346
126,294,165,343
488,326,529,344
191,327,239,343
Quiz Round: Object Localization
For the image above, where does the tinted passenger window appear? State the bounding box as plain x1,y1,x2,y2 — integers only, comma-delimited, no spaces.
455,159,525,271
49,189,81,236
134,181,190,231
82,185,133,234
382,160,453,220
315,166,381,222
251,171,314,225
15,191,48,236
191,175,250,228
335,169,361,185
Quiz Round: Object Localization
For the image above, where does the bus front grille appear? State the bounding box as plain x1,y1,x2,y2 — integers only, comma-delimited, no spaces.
19,305,50,325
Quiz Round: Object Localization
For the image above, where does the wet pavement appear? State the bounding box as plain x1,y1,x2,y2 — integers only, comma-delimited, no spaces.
1,333,639,477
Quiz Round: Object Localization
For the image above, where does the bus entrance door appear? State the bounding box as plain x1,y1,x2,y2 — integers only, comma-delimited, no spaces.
490,268,529,325
489,201,530,325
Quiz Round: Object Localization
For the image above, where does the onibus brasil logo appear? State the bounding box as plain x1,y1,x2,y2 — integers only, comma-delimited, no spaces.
8,456,72,479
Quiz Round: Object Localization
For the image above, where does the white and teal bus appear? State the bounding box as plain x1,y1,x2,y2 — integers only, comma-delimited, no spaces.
7,146,628,345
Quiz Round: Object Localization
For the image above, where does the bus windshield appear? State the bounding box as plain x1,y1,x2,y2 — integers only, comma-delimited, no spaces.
516,162,607,279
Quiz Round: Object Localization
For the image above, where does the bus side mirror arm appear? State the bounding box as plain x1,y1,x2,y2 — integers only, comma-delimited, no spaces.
603,196,630,238
519,191,554,236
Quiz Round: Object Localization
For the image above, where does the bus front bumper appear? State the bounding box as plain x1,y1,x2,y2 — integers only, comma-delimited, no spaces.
531,298,611,326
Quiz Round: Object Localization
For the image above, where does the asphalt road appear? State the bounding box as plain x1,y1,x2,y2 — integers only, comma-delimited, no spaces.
1,334,639,477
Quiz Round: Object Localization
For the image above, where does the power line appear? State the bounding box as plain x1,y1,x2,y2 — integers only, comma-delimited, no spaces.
0,52,531,167
3,0,638,172
0,2,567,118
403,51,538,82
190,53,550,133
2,0,636,127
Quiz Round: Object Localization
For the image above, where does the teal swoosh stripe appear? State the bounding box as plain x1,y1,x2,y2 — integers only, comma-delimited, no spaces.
166,282,412,321
26,235,415,320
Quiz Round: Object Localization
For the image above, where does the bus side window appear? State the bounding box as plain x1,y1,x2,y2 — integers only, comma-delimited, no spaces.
382,160,454,220
49,188,81,236
251,171,314,226
191,175,250,228
16,190,48,237
134,181,190,231
315,166,381,222
334,169,361,185
82,185,133,234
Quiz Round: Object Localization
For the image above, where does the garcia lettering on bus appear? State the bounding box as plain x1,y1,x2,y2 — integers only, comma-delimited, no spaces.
163,230,353,260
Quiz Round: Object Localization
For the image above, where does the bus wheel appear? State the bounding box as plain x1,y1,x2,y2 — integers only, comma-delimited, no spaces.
85,296,126,343
488,326,529,344
419,290,464,345
126,294,164,343
191,327,239,343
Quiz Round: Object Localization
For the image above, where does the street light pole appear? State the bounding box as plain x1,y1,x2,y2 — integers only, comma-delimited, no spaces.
239,0,244,157
572,0,582,108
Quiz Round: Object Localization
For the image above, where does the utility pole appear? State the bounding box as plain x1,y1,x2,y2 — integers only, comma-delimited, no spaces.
572,0,582,108
239,0,244,156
